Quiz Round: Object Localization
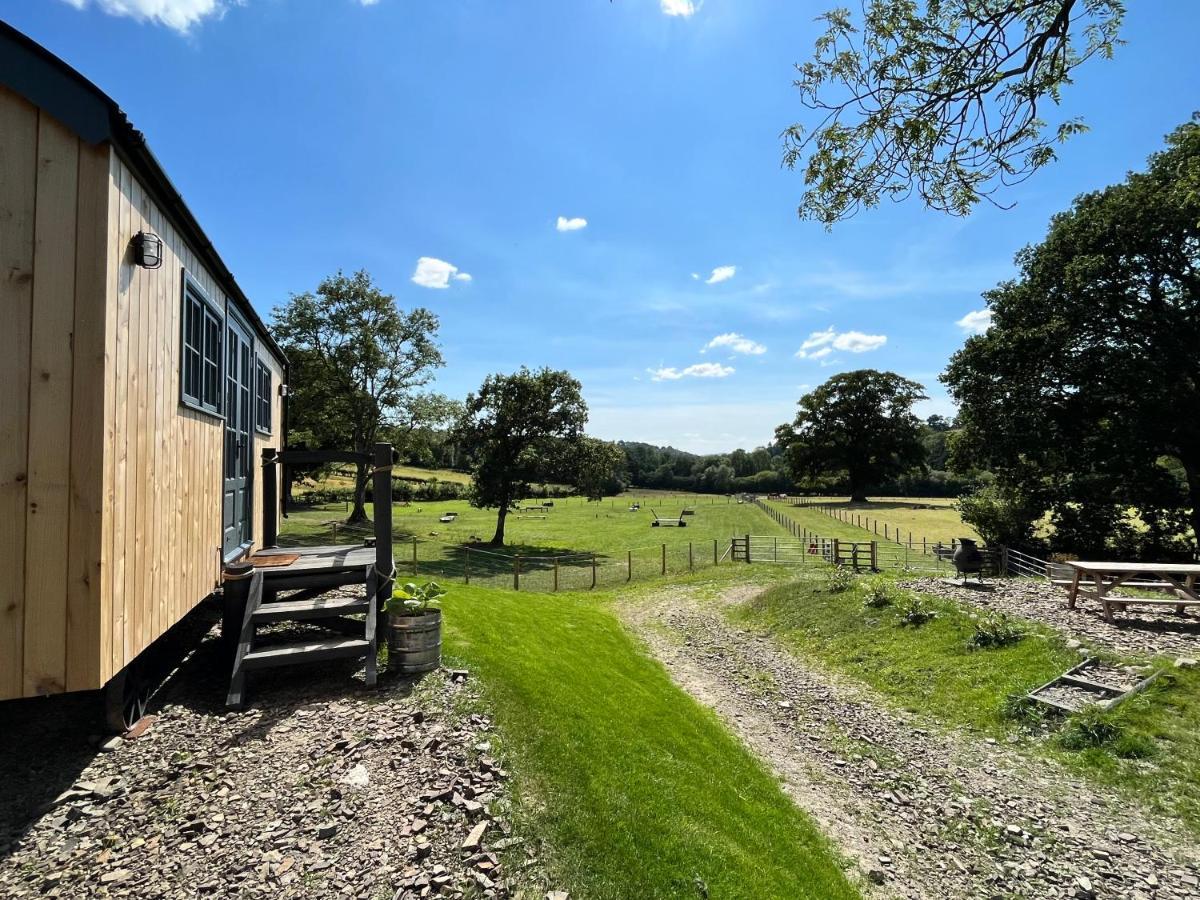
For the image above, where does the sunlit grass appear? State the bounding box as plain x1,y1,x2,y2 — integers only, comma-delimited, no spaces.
442,582,860,899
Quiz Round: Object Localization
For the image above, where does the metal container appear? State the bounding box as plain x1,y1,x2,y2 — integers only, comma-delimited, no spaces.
952,538,985,577
386,609,442,674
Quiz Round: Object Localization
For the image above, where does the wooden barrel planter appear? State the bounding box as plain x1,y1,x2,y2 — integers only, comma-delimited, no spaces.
386,610,442,675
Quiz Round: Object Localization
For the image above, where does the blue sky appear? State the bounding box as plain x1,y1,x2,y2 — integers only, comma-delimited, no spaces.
6,1,1199,454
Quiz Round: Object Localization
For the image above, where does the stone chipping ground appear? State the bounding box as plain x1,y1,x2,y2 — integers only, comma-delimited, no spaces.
903,577,1200,659
622,583,1200,900
0,608,557,900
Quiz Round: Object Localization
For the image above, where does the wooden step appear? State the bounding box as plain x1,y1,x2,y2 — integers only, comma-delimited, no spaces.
259,569,366,592
240,637,371,671
252,595,369,623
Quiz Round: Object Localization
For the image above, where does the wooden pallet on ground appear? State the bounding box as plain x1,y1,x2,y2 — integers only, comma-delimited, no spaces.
1028,657,1162,713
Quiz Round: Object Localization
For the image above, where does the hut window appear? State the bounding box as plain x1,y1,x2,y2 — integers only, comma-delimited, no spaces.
255,358,272,434
181,276,223,416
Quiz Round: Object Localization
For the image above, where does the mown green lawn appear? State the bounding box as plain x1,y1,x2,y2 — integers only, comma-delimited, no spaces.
732,574,1200,834
441,581,860,900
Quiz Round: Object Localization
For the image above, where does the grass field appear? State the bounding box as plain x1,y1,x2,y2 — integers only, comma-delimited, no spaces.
279,494,792,591
442,574,860,899
733,574,1200,834
763,498,980,546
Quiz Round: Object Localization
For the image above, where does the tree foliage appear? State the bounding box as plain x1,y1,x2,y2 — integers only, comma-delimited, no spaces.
784,0,1125,225
272,270,444,523
778,370,928,501
943,118,1200,557
574,437,628,501
453,368,589,545
955,482,1042,547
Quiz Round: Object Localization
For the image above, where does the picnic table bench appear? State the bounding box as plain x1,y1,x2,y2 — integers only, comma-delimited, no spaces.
1063,561,1200,623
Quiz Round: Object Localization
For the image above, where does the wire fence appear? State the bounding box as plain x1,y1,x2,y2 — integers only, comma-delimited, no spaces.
753,498,1000,576
780,497,978,559
395,537,734,592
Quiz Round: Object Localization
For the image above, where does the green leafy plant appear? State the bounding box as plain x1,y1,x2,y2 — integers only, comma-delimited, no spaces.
385,581,446,617
825,566,855,593
967,613,1025,650
896,596,936,628
862,579,896,609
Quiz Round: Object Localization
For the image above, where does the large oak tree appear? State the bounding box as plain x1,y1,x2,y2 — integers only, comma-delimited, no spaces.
778,370,928,501
943,118,1200,557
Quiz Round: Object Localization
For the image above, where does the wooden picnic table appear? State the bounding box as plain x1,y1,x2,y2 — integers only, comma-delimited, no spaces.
1064,561,1200,623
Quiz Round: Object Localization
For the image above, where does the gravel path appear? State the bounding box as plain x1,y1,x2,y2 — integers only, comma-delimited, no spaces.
0,611,554,900
622,584,1200,900
905,577,1200,659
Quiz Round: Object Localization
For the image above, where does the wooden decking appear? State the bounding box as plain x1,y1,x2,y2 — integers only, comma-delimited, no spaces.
249,544,380,593
253,544,377,573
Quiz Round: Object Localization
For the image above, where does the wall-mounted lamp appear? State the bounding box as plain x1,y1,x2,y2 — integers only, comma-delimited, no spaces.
132,231,163,269
279,384,289,397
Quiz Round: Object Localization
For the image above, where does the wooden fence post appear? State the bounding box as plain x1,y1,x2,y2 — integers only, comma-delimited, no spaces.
412,536,418,576
661,543,667,576
514,555,521,591
628,549,633,581
832,538,841,566
745,533,752,564
713,539,718,565
464,547,471,584
261,448,279,548
689,541,694,571
373,443,396,619
870,541,878,570
591,553,597,588
554,556,559,592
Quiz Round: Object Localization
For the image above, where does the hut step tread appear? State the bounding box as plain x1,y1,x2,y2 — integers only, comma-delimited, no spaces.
251,596,369,623
241,637,371,670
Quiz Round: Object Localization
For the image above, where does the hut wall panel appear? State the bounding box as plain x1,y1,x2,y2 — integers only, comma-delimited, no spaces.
66,140,115,692
0,88,110,700
0,89,38,700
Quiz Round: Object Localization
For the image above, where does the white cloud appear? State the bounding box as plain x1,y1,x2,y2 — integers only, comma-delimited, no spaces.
702,332,766,356
358,0,380,5
705,265,736,285
956,309,993,335
795,327,887,359
648,362,735,382
661,0,696,17
835,331,888,353
690,273,700,280
555,216,588,232
58,0,226,31
411,257,472,289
